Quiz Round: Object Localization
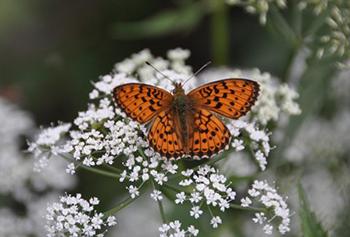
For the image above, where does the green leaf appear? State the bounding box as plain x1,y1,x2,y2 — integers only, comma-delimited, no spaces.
298,183,329,237
112,2,204,39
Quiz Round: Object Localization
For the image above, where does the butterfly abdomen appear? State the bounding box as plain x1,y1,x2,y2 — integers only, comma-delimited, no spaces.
172,94,194,153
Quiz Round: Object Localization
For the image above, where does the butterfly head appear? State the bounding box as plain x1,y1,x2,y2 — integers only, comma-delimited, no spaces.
173,82,185,96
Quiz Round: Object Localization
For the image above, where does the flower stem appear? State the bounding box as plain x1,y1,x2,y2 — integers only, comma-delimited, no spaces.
102,163,123,174
79,165,122,179
103,194,141,217
163,183,185,194
269,5,299,47
230,203,266,212
210,0,230,65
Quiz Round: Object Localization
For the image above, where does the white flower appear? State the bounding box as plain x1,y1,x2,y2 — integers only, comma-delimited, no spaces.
243,180,291,235
66,162,76,175
210,216,222,228
187,225,199,236
263,224,273,235
159,220,199,237
241,197,252,207
190,206,203,219
252,212,267,224
150,190,163,201
175,192,186,204
107,216,117,226
128,185,140,199
167,48,190,61
45,194,116,236
232,139,244,151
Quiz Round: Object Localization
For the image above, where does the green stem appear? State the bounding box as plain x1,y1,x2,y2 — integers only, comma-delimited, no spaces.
210,0,230,65
102,163,123,173
103,195,140,217
230,203,266,212
164,183,186,194
269,5,299,47
80,165,122,179
304,9,330,37
152,179,167,223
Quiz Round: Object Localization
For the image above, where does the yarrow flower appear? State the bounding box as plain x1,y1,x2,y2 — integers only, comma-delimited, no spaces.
159,220,199,237
175,165,236,226
28,123,71,171
46,194,117,237
241,180,291,235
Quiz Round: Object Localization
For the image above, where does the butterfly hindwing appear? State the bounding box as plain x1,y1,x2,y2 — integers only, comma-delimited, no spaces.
148,110,184,159
113,83,173,123
188,79,260,119
189,108,231,158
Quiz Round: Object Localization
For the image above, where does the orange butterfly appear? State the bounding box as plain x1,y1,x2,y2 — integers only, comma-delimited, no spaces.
113,77,259,159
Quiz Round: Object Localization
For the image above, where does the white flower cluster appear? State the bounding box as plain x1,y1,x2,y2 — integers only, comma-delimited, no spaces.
119,148,178,199
46,194,117,237
0,98,77,236
159,220,199,237
28,123,71,171
285,110,350,164
226,0,287,24
227,120,270,170
241,180,290,235
198,68,301,125
0,209,32,236
175,165,236,228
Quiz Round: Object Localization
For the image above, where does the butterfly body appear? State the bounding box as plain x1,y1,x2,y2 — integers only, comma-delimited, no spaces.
171,86,195,154
113,79,259,159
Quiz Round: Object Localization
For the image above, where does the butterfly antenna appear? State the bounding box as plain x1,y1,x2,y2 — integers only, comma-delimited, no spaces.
145,61,174,84
182,61,211,86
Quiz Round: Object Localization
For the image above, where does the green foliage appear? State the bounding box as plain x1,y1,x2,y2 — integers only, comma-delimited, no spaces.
112,2,204,39
298,184,329,237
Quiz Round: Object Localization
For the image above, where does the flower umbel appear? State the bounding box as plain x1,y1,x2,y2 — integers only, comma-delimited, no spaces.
27,49,295,236
46,194,117,237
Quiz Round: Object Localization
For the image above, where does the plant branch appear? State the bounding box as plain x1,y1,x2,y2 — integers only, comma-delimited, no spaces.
103,192,143,217
230,203,266,212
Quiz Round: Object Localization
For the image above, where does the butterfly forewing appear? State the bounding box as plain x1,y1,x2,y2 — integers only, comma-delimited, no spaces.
188,79,260,119
113,83,173,123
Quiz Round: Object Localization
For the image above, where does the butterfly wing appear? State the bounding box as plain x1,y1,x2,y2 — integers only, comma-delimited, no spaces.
113,83,173,123
148,110,185,158
188,79,259,119
189,108,231,158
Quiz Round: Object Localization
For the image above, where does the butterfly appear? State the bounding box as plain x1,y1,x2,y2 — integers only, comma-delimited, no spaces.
113,77,259,159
